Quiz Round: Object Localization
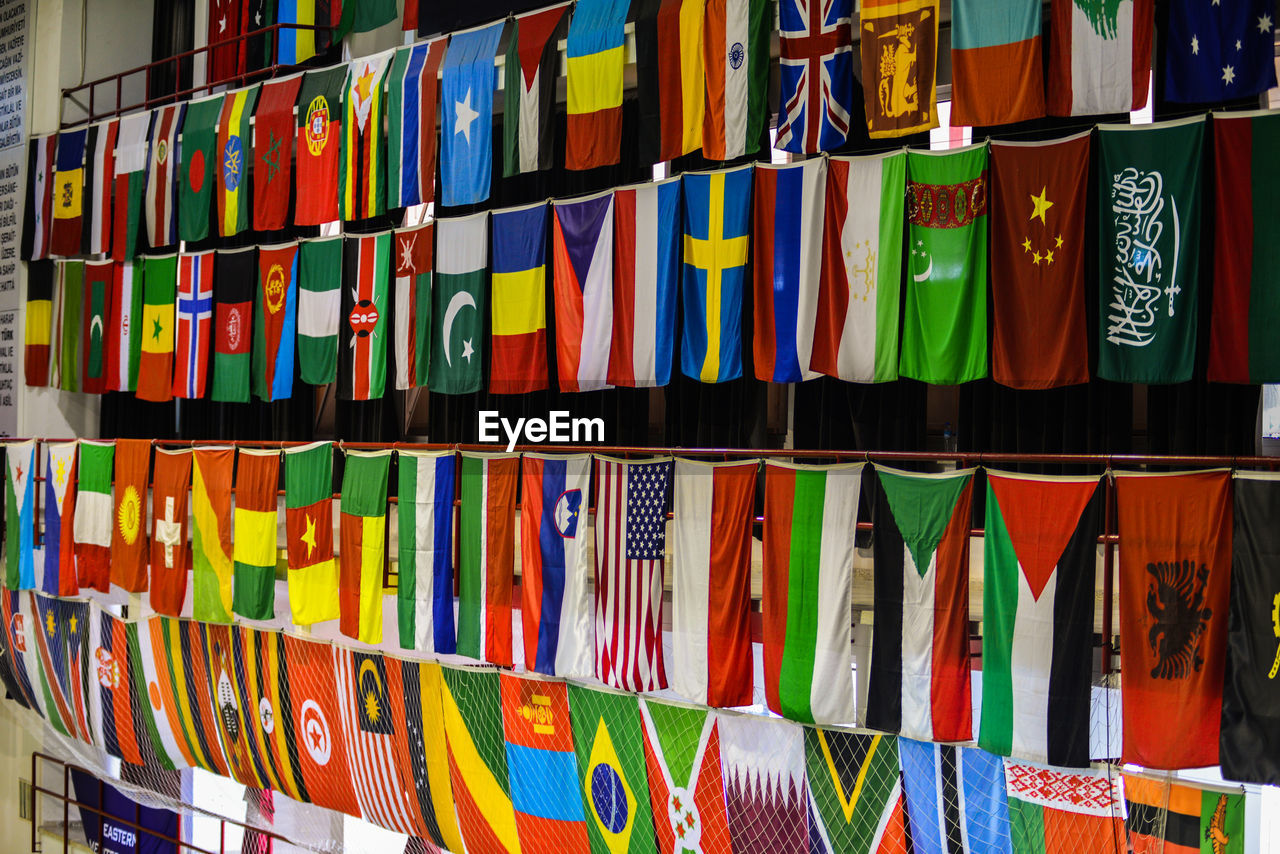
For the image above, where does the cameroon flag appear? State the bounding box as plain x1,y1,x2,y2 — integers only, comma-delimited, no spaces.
232,449,280,620
285,442,339,626
137,254,177,403
338,450,391,644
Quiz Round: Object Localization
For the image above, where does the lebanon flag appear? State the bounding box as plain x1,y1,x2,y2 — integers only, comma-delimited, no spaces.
340,232,390,401
609,177,679,388
457,453,518,668
762,461,863,725
112,111,151,262
254,243,299,402
1047,0,1153,116
703,0,769,161
553,191,614,393
866,465,974,742
338,450,391,645
73,440,114,592
639,698,733,854
252,75,302,232
107,259,143,393
110,438,151,593
980,472,1102,768
753,159,824,383
149,448,192,617
173,251,214,399
393,223,432,390
812,152,905,383
503,6,566,176
144,103,185,250
1115,470,1231,770
671,459,755,708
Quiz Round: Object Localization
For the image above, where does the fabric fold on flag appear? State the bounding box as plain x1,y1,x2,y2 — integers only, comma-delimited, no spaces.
458,453,518,667
610,177,679,388
566,0,628,170
284,442,339,626
81,261,114,395
388,39,447,208
779,0,856,151
553,192,614,392
1048,0,1153,116
339,51,392,220
254,243,299,402
339,232,390,401
503,7,566,176
338,450,391,645
5,440,36,590
232,448,280,620
393,223,433,390
431,213,489,395
397,450,457,654
440,23,504,207
85,119,117,256
489,203,548,394
860,0,938,138
191,447,235,623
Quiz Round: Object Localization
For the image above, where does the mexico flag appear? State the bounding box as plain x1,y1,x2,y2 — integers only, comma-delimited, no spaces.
338,450,391,645
457,453,518,667
73,440,114,592
284,442,339,627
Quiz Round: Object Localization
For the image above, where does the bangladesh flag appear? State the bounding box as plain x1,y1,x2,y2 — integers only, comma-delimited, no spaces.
430,212,488,395
284,442,339,627
805,729,907,853
137,254,177,403
178,94,223,243
232,448,279,620
1098,117,1204,383
298,237,342,385
254,243,298,402
900,145,988,384
338,450,390,645
638,698,732,853
211,247,255,403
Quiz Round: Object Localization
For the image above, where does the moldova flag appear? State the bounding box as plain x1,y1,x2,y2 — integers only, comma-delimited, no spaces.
51,129,86,256
490,204,548,394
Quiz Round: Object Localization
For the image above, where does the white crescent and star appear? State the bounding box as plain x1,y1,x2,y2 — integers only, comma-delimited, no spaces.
442,291,477,367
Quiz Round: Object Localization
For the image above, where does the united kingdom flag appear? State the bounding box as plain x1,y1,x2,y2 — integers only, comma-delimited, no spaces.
777,0,855,153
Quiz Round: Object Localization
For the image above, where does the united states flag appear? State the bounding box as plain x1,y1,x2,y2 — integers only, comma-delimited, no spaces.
594,457,672,691
777,0,855,153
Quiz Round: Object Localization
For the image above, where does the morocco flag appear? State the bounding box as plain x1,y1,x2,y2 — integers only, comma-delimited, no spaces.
338,450,391,645
137,254,177,403
252,75,302,232
285,442,339,627
254,243,298,402
149,449,192,617
110,439,152,593
1116,470,1231,770
295,66,345,226
339,232,390,401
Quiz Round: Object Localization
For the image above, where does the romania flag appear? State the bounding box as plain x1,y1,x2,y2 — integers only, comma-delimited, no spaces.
566,0,629,171
489,203,548,394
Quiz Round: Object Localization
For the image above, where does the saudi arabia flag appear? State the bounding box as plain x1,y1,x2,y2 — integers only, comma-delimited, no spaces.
430,212,488,395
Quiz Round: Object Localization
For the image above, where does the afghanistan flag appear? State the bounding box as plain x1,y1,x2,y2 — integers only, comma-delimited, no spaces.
1005,760,1124,852
1124,774,1244,854
430,213,488,395
4,440,36,590
866,465,974,743
81,260,115,395
860,0,939,138
1098,118,1205,384
111,111,151,262
172,250,214,400
490,203,548,395
1115,470,1231,770
23,261,52,386
295,66,345,226
137,254,177,403
393,223,432,391
339,231,390,400
252,75,301,232
110,438,151,593
458,453,518,667
397,450,456,654
298,237,342,385
73,440,114,592
639,698,732,853
42,441,78,596
178,94,222,242
232,448,280,620
980,472,1102,768
553,192,614,393
949,0,1044,127
806,729,907,854
703,0,769,161
900,145,988,385
633,0,704,165
503,7,564,176
211,246,255,403
51,129,87,256
148,448,192,617
216,85,259,237
387,39,446,208
338,450,390,645
190,447,234,623
284,442,339,626
253,242,298,402
339,50,392,221
566,0,628,171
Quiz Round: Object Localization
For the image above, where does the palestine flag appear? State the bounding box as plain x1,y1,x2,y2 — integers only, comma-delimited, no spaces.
284,442,339,627
232,448,279,620
866,465,974,743
430,212,488,395
503,7,564,176
638,698,732,853
457,453,517,667
137,254,177,403
337,450,390,645
81,261,114,395
253,243,298,402
216,85,258,237
980,473,1102,768
339,232,390,400
295,66,345,226
900,145,988,384
178,94,222,243
298,237,342,385
1124,774,1244,854
805,729,907,854
211,247,255,403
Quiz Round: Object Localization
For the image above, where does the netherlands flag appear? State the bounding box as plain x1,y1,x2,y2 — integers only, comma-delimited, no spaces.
608,177,679,387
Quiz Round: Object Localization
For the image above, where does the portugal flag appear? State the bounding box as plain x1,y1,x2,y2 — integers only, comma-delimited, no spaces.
284,442,339,627
339,232,390,401
338,450,391,645
110,439,151,592
137,254,177,403
295,66,345,226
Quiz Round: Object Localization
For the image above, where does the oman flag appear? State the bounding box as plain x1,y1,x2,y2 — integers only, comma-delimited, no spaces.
393,223,432,391
338,450,391,645
110,439,151,593
670,458,755,708
552,192,614,393
457,453,518,667
284,442,339,627
980,473,1103,768
173,250,214,400
137,254,177,403
866,466,974,742
254,243,298,402
339,232,390,401
149,449,192,617
231,448,279,621
73,441,114,592
610,177,679,388
762,461,864,725
639,698,732,854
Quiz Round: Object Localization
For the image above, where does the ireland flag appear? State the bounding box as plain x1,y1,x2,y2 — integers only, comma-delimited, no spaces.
430,212,488,395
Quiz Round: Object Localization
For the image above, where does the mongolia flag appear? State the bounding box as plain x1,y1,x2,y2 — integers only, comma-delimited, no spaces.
51,129,86,256
566,0,629,171
338,450,391,645
173,251,215,400
489,203,548,394
137,254,177,403
609,177,679,388
393,223,432,390
681,165,752,383
753,159,824,384
440,22,504,207
43,443,79,597
5,440,36,590
552,192,614,393
500,674,592,853
339,232,390,401
254,243,298,402
950,0,1045,127
520,454,592,678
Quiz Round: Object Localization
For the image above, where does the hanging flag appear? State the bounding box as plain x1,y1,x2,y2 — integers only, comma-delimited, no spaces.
397,450,456,654
430,212,488,395
339,51,392,220
201,622,260,784
82,606,143,763
682,165,751,383
276,0,324,66
217,85,259,237
172,251,215,400
107,259,144,392
990,134,1090,389
500,674,593,852
284,442,339,626
112,112,151,262
28,593,78,737
806,729,908,854
387,39,447,208
867,465,974,742
334,0,396,36
1123,774,1245,854
440,22,503,207
900,740,1012,854
1166,0,1276,103
136,253,177,402
457,453,517,667
566,0,629,171
144,103,185,250
81,261,114,395
24,262,52,386
54,597,92,741
337,450,390,645
610,177,679,388
110,438,151,593
0,590,38,712
520,454,593,678
900,146,989,385
634,0,705,164
191,448,234,623
339,231,390,400
208,0,239,80
859,0,939,138
762,461,863,725
52,260,84,393
566,684,660,854
778,0,856,152
84,119,117,256
753,159,824,383
1116,470,1231,770
503,7,565,176
137,618,204,774
232,448,280,621
593,456,671,693
149,449,192,617
639,698,733,853
1098,118,1205,384
719,713,812,854
702,0,769,161
671,458,755,708
177,94,223,243
950,0,1044,127
980,473,1102,768
298,237,342,385
51,129,87,255
252,75,301,232
490,203,548,394
552,193,614,393
295,66,345,226
1208,111,1280,383
228,628,306,800
42,442,78,596
4,440,35,590
393,223,433,390
211,247,255,403
254,242,299,401
73,441,114,593
1048,0,1153,115
21,134,55,261
1005,761,1124,852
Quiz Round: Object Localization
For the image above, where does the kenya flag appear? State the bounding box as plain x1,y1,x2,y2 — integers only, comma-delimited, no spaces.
339,232,390,401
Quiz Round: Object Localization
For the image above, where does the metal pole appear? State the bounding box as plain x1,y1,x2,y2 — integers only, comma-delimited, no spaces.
1101,471,1116,676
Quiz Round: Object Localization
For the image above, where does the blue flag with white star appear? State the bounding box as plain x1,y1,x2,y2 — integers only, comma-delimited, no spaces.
1165,0,1276,103
440,22,505,207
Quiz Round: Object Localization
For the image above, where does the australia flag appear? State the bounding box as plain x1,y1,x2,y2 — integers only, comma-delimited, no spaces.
1165,0,1277,103
777,0,855,153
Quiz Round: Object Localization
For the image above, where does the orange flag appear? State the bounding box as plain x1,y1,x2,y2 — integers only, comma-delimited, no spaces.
149,449,192,616
110,439,152,592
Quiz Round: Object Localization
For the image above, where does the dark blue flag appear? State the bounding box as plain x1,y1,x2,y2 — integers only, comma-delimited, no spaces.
1166,0,1277,102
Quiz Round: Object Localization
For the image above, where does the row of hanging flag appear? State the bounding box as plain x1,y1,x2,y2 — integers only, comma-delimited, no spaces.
6,588,1236,854
9,437,1280,783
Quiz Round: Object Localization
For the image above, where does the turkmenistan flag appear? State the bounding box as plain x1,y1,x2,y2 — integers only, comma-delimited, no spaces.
900,144,989,385
980,473,1102,768
397,450,456,654
457,453,517,667
137,254,177,403
190,448,234,623
806,729,908,853
761,461,864,725
178,93,222,243
298,237,342,385
337,450,390,645
430,212,488,395
232,448,279,621
284,442,338,626
5,440,36,590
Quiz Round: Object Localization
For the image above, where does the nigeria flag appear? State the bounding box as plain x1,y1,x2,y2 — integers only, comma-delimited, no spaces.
430,212,488,395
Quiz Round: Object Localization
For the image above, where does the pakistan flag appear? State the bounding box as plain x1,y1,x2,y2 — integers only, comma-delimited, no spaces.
429,212,488,395
900,145,988,384
1098,117,1204,384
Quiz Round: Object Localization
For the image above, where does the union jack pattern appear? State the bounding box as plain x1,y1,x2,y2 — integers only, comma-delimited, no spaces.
777,0,855,153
